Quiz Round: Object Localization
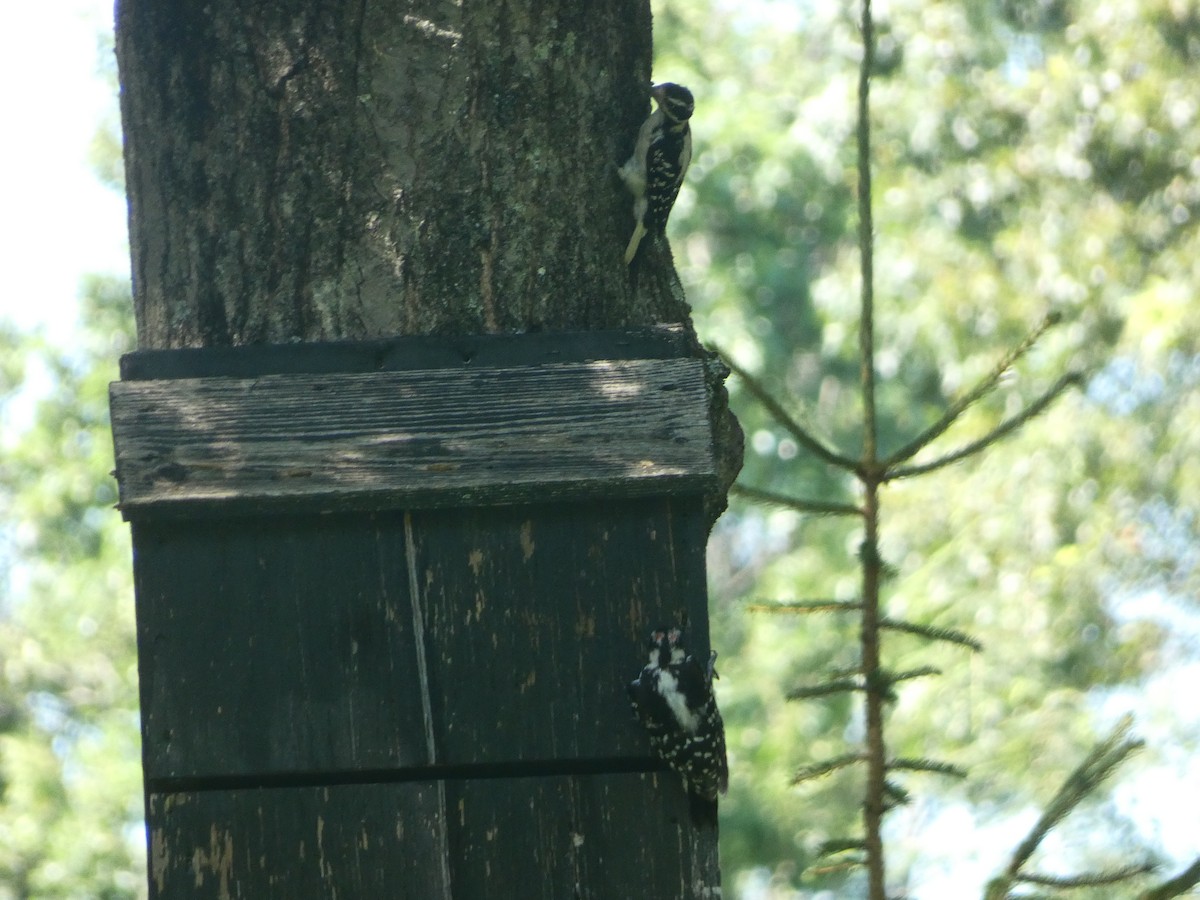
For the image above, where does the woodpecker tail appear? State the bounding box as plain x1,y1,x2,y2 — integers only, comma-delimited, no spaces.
624,221,648,264
688,791,719,829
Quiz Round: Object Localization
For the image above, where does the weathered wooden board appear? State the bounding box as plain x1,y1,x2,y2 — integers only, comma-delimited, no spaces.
146,782,450,898
133,512,427,783
118,332,727,898
413,499,711,767
146,773,721,900
110,358,717,518
445,773,720,898
134,498,711,784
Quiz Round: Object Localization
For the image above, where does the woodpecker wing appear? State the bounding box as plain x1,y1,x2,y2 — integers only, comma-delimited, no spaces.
672,652,729,798
642,125,692,233
628,667,674,737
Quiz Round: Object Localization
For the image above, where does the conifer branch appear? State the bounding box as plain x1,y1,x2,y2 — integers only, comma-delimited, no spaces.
719,352,859,471
886,372,1084,481
884,312,1063,468
1017,862,1156,888
750,599,863,614
880,617,983,651
731,483,864,517
887,758,968,779
829,662,866,679
883,779,911,805
808,857,867,877
887,665,942,684
792,753,866,785
990,716,1144,897
788,677,863,700
819,838,868,856
1141,856,1200,900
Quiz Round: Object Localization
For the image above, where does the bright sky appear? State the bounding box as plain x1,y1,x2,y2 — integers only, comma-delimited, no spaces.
0,0,129,343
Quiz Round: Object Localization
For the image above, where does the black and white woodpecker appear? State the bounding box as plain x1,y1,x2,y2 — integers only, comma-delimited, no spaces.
618,82,695,264
628,625,728,826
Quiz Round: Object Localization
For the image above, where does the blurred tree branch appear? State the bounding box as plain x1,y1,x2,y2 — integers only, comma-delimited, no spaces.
879,617,982,651
1140,857,1200,900
984,716,1148,900
748,598,863,614
730,483,862,516
887,371,1085,481
882,311,1064,469
720,353,858,471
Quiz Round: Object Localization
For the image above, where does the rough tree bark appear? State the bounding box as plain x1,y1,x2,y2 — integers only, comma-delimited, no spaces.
115,0,707,342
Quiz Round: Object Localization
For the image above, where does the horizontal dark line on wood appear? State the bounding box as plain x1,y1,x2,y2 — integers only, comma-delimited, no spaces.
111,357,718,515
120,326,692,380
118,474,715,521
146,756,667,795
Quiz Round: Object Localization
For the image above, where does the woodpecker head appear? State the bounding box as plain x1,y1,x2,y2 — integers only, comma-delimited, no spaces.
645,625,689,669
652,83,695,124
666,626,687,661
646,628,673,669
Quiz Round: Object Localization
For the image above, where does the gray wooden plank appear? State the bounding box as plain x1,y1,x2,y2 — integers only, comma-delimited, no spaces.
446,772,722,899
134,513,428,782
412,499,712,768
146,782,450,899
110,358,717,518
134,499,710,782
146,773,721,899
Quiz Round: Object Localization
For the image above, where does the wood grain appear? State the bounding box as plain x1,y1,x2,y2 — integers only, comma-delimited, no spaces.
116,335,729,896
146,773,721,899
111,358,717,518
133,499,711,782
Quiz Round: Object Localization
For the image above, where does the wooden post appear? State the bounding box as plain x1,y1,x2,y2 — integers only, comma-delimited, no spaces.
110,326,724,897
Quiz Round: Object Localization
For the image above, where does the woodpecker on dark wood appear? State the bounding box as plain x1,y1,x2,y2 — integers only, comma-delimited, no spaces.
618,83,695,264
628,625,728,826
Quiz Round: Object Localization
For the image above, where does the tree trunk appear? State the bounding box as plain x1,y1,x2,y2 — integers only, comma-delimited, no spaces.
114,0,703,344
114,2,741,896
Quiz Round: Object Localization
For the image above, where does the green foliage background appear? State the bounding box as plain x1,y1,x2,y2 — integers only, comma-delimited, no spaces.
654,0,1199,894
0,280,142,898
1,1,1198,897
